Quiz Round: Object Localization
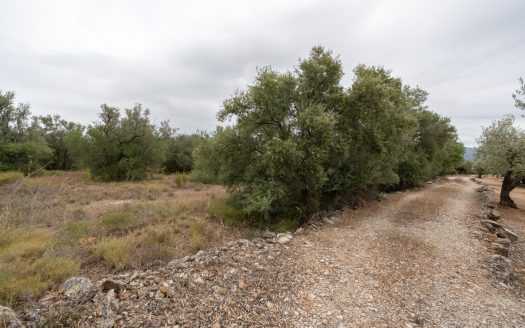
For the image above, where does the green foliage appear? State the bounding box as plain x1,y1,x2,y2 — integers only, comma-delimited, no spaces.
0,90,31,143
206,198,243,226
93,236,133,270
30,115,84,170
79,104,167,181
0,228,79,306
513,77,525,113
173,172,189,188
0,91,54,174
203,47,342,220
94,224,179,270
194,46,462,222
191,132,223,183
397,108,463,188
100,210,141,235
164,134,202,173
63,129,89,169
476,115,525,179
456,160,473,174
97,204,176,236
271,218,301,233
0,140,53,173
475,115,525,207
0,257,79,306
331,66,418,194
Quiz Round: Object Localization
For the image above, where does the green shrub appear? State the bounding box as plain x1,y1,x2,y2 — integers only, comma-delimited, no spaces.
206,198,243,226
271,218,301,233
94,224,180,269
99,207,141,235
93,236,134,270
0,269,49,306
137,225,177,262
98,204,177,236
0,229,52,261
30,257,80,285
62,220,92,240
173,172,189,188
0,256,80,306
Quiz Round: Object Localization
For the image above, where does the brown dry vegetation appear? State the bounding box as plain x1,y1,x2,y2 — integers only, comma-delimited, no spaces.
0,171,252,307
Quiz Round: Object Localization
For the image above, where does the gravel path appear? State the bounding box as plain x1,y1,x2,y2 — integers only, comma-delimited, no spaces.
285,177,525,327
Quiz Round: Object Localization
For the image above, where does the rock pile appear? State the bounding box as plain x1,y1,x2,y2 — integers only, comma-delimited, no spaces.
0,305,23,328
476,190,519,283
19,232,298,327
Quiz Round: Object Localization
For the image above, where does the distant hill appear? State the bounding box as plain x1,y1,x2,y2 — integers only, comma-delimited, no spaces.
464,147,475,161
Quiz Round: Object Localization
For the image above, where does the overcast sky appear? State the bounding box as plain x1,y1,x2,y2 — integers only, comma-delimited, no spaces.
1,0,524,146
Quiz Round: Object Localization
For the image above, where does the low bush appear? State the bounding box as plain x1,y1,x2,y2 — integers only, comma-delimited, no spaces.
93,235,134,270
100,208,141,235
206,198,243,226
0,228,79,306
136,225,178,262
0,229,52,261
173,172,189,188
271,218,301,233
61,220,92,240
94,224,180,269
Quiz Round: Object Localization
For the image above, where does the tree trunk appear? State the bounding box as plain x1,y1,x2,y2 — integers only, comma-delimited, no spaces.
500,171,518,208
477,168,483,178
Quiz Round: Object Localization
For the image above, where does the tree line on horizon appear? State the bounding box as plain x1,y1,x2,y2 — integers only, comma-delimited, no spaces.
1,46,466,224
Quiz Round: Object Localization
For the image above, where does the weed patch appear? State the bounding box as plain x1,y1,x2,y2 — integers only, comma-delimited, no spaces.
0,171,23,186
206,198,243,226
93,235,134,270
173,172,189,188
190,222,207,250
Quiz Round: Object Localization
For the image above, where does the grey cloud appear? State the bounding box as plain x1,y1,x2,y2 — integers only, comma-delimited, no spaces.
0,0,524,142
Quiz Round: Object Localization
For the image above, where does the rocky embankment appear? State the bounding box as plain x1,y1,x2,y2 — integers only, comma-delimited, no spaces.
3,232,299,327
474,180,521,289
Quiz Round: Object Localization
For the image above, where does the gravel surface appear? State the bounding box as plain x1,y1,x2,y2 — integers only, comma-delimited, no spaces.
12,176,525,327
286,177,525,327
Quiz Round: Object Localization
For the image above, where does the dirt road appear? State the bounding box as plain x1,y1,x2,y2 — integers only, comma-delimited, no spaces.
285,176,525,327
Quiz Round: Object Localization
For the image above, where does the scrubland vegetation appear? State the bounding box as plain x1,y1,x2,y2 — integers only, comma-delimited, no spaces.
0,172,247,306
0,46,476,306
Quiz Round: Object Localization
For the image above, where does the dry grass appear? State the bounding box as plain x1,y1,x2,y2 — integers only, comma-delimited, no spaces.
0,171,250,306
0,171,23,186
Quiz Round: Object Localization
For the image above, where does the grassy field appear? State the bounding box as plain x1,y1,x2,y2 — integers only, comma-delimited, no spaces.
0,171,251,307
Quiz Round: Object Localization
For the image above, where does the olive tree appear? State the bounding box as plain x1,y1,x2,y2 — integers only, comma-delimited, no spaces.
212,47,341,220
194,46,464,224
0,91,53,173
476,115,525,207
513,77,524,113
80,104,167,181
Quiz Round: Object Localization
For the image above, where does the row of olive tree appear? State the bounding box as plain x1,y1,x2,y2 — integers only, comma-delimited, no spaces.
475,78,525,208
0,92,200,180
192,47,464,223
